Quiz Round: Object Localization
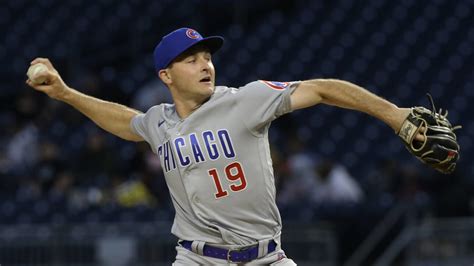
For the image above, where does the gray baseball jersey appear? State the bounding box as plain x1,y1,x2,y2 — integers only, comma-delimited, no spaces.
131,80,299,246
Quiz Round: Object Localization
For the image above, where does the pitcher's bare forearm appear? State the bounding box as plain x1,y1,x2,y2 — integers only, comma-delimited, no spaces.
61,88,143,141
291,79,410,132
26,58,144,142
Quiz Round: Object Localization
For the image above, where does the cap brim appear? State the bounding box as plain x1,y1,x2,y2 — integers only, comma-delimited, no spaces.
162,36,224,69
196,36,224,54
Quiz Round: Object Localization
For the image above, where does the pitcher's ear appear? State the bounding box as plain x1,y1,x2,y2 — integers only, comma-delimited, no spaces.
158,69,172,85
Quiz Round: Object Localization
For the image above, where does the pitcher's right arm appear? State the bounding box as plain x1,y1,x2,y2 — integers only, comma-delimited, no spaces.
26,58,144,142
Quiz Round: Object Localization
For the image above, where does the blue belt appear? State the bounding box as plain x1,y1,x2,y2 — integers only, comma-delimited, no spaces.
180,240,277,262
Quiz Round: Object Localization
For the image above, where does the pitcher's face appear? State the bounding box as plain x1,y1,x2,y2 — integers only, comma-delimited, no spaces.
162,45,216,101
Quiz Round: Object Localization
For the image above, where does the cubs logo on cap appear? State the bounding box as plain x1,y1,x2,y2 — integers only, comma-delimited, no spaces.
153,28,224,71
186,29,201,39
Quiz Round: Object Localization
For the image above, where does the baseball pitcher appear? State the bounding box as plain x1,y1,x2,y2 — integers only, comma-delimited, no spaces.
26,28,460,265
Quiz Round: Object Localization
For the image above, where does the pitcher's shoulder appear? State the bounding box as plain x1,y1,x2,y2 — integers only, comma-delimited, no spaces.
217,83,259,95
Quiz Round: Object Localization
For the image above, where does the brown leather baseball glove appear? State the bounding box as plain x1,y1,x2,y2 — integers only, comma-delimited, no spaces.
398,94,461,174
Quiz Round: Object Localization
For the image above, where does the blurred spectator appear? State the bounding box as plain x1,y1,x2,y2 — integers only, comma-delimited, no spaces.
138,149,170,208
277,139,318,207
113,177,156,208
131,80,172,111
311,160,364,204
6,122,39,173
277,139,319,221
47,171,75,217
6,92,41,173
75,130,119,186
35,141,65,193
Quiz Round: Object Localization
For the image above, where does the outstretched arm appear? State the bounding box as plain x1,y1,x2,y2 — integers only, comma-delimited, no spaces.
291,79,412,134
290,79,461,174
26,58,144,142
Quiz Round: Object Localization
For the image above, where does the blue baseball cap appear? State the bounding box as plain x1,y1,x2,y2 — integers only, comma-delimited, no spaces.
153,28,224,71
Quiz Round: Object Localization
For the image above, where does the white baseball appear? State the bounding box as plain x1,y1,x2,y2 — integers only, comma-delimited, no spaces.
27,63,48,84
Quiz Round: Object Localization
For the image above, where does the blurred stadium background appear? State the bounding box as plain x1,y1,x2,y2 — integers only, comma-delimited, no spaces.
1,0,473,265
